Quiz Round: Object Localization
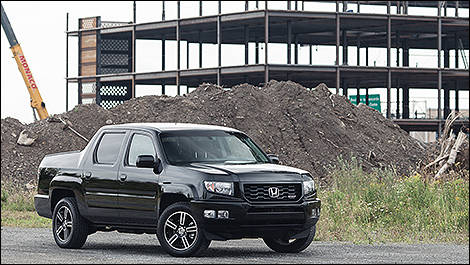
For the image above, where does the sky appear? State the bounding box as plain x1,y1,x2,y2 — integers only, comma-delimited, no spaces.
1,1,469,124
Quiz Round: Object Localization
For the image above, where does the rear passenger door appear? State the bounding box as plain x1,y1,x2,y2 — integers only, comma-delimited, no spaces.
82,130,127,223
117,131,161,226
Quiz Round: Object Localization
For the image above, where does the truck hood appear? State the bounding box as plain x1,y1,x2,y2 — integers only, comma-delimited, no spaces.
185,163,308,182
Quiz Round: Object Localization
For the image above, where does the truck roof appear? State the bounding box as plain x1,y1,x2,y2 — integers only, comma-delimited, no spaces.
103,122,242,133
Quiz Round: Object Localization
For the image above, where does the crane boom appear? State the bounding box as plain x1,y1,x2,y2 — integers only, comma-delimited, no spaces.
1,4,49,120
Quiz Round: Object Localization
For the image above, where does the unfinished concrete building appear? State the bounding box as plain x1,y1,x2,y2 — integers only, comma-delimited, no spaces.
66,1,469,134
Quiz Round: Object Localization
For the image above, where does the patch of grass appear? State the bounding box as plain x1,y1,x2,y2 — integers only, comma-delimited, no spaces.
315,157,469,244
1,185,51,228
1,210,50,228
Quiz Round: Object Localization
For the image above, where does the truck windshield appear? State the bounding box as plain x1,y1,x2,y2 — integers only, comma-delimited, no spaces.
160,130,270,165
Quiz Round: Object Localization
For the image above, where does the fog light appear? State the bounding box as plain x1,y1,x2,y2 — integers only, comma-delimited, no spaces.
217,210,229,219
204,210,216,219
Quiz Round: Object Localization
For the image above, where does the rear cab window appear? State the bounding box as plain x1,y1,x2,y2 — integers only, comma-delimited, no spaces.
94,132,126,165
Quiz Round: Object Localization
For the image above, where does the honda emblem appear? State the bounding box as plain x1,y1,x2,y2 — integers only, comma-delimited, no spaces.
268,187,280,198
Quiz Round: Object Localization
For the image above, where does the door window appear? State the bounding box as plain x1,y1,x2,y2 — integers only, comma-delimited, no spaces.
95,132,126,164
127,134,156,166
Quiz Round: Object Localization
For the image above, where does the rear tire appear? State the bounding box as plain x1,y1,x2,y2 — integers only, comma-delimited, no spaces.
52,197,88,249
157,202,211,257
263,226,316,253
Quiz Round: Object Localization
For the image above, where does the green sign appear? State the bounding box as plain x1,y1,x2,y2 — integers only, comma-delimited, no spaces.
349,94,381,112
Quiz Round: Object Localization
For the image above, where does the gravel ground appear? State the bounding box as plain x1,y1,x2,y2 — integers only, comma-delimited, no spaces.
1,227,468,264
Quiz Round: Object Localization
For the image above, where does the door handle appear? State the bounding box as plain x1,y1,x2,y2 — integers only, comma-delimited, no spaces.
120,174,127,182
82,172,92,180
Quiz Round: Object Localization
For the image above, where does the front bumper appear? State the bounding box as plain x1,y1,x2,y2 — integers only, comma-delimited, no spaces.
191,198,321,240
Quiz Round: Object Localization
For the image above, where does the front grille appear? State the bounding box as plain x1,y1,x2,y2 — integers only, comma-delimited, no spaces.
243,183,302,202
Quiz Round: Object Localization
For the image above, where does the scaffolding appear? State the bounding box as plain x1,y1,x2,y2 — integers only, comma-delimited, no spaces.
65,1,469,133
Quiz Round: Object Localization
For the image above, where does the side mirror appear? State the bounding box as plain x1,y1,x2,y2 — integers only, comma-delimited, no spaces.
267,154,280,164
136,155,158,168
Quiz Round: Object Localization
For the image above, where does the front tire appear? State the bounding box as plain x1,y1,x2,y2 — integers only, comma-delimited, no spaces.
263,226,316,253
157,202,211,257
52,197,88,249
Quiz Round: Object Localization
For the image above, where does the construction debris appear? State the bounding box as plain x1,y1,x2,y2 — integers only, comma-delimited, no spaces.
2,81,429,189
425,111,469,179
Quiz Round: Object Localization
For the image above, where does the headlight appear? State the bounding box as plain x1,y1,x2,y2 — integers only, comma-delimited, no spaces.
204,181,234,196
303,180,316,197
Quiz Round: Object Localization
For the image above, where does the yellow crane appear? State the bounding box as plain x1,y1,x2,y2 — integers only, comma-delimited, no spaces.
1,3,48,120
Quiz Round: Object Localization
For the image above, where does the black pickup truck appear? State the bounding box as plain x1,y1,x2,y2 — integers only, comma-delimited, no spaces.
34,123,321,257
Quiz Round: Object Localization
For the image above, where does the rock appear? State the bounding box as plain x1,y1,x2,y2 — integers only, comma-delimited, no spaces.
16,130,35,146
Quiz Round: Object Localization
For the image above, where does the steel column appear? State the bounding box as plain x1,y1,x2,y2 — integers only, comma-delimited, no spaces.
162,1,165,20
365,86,369,105
356,35,360,66
342,79,348,96
437,1,442,134
287,21,292,64
65,12,69,111
402,85,409,118
396,31,400,66
386,1,391,119
264,10,269,84
198,31,202,68
336,1,340,94
132,1,136,99
342,30,347,65
294,34,298,64
455,33,459,68
217,1,221,86
309,45,312,65
455,81,459,111
244,25,249,65
356,80,360,104
455,0,459,17
255,41,259,64
176,1,181,95
187,41,190,69
396,79,400,119
365,46,368,66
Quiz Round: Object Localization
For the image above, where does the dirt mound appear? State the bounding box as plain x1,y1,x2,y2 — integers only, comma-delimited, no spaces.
1,81,426,189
